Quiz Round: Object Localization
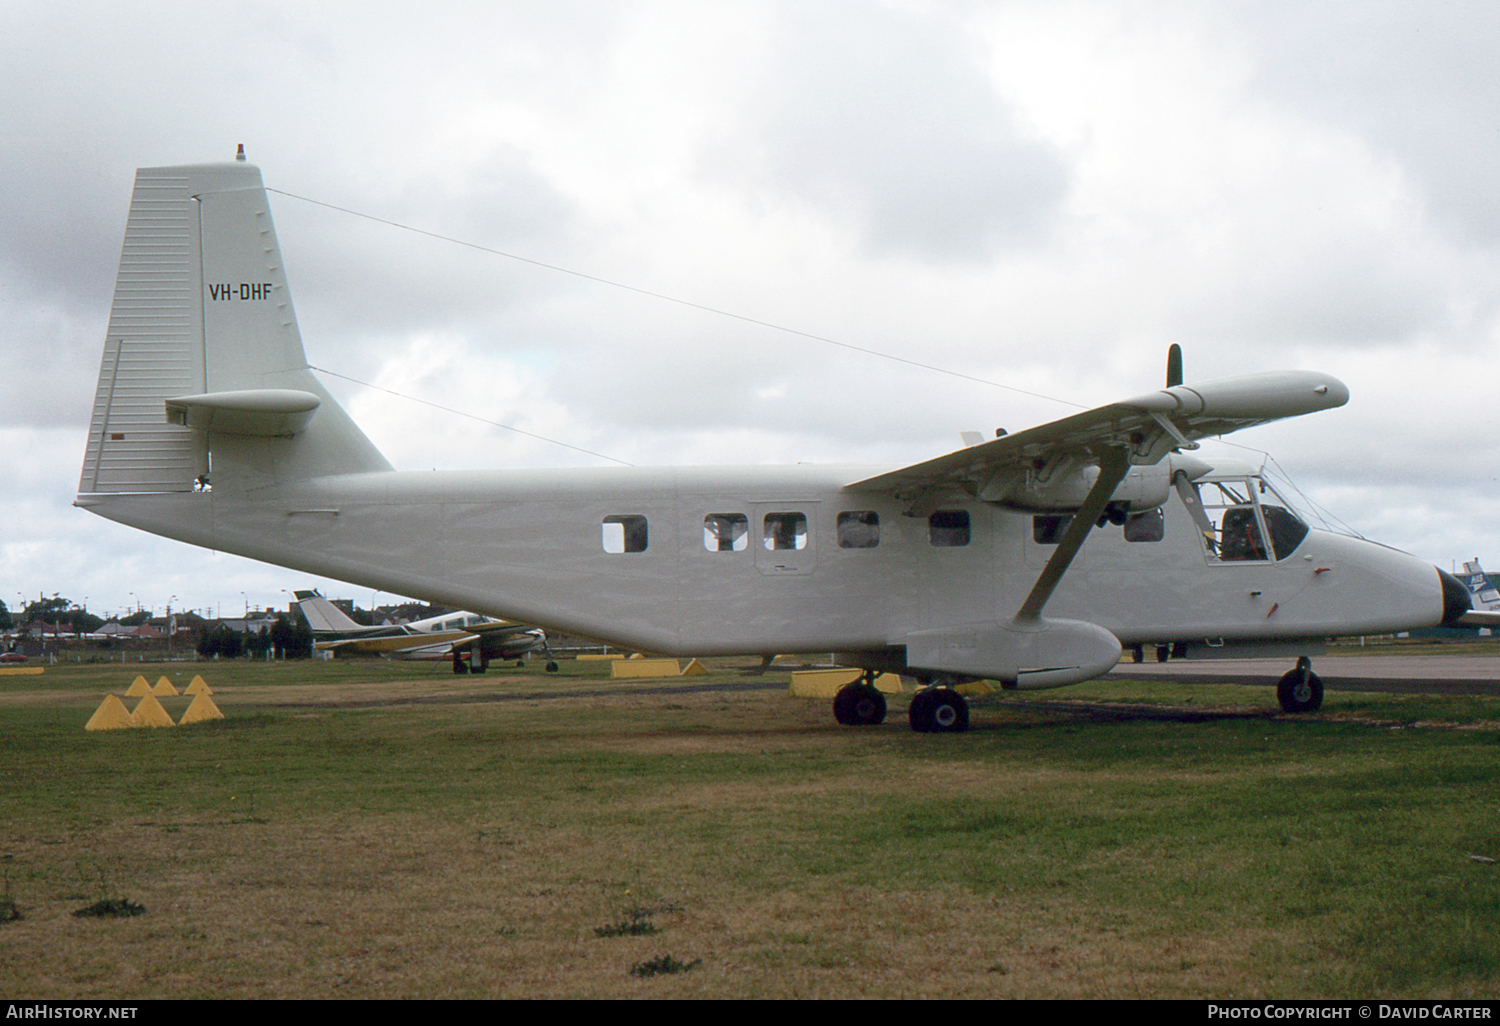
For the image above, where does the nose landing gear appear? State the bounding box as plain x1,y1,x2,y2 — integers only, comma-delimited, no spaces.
1277,656,1323,713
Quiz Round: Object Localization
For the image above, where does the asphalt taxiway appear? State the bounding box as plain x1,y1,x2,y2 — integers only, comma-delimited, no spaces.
1106,653,1500,696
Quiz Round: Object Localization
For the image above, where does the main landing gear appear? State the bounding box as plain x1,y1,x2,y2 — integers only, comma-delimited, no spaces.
908,685,969,733
833,672,971,733
453,650,484,674
833,671,887,726
1277,655,1323,713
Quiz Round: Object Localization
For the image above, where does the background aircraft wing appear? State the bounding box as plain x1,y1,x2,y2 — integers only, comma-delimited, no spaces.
314,630,479,654
466,621,536,638
844,370,1347,501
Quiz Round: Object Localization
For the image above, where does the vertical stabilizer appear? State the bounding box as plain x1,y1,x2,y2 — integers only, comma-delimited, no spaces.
79,165,214,493
293,591,366,633
79,159,390,499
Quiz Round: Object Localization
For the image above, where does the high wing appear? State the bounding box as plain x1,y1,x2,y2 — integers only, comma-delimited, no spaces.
846,370,1349,507
843,369,1350,686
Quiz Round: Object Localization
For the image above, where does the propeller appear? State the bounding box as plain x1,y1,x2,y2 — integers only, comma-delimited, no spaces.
1166,343,1183,388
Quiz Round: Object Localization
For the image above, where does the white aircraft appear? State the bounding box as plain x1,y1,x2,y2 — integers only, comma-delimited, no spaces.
76,154,1479,731
292,590,553,673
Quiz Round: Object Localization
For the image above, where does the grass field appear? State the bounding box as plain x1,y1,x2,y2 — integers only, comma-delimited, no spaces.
1,655,1498,999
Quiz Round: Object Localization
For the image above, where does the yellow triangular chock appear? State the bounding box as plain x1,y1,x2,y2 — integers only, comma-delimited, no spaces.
86,694,134,731
126,675,152,697
152,676,179,696
179,692,224,725
185,675,212,695
129,693,176,728
680,658,710,675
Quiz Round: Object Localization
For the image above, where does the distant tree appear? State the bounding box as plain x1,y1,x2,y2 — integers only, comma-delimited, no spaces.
269,615,313,659
245,626,272,659
0,600,10,631
196,624,244,659
19,596,102,634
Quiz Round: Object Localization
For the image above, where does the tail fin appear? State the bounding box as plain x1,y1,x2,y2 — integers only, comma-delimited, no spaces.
292,590,366,633
79,156,390,498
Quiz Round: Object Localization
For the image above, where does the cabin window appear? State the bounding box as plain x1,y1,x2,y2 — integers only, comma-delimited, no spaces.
602,514,648,553
763,512,808,551
1124,508,1164,543
837,511,880,549
928,510,970,547
704,513,748,552
1032,514,1072,545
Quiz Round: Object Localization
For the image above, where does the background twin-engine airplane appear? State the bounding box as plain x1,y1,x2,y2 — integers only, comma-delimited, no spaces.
76,154,1483,732
292,590,555,674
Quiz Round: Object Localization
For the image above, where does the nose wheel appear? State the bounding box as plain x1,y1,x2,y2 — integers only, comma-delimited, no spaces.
1277,656,1324,713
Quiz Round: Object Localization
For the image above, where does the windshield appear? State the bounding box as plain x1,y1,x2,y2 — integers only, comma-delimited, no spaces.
1176,474,1309,562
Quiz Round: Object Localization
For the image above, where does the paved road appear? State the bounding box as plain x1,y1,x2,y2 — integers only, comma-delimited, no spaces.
1106,654,1500,695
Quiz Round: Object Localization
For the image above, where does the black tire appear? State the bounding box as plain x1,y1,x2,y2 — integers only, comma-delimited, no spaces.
908,687,969,733
1277,666,1323,713
452,655,468,675
545,661,559,673
833,684,887,726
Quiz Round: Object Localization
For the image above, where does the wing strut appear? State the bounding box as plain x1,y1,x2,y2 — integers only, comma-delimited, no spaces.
1015,447,1131,621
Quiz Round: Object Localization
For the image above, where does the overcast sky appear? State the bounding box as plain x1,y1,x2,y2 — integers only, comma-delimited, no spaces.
3,0,1497,620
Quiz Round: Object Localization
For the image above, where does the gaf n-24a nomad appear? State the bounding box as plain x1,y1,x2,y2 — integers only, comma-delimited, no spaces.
77,155,1477,731
292,590,554,674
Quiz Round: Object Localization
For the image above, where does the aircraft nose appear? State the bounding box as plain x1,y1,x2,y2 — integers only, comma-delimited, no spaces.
1437,567,1471,626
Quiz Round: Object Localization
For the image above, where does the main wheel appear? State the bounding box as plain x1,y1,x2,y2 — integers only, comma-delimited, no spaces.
833,684,887,726
908,687,969,733
451,653,469,675
1277,664,1323,713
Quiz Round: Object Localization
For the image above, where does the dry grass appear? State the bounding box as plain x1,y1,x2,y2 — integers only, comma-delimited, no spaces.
2,658,1499,998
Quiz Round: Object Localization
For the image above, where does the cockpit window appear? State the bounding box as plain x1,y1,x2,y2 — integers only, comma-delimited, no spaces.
1261,505,1309,560
1177,474,1309,563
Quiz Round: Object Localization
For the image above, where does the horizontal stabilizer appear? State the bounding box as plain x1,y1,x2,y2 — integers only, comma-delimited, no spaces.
165,389,321,437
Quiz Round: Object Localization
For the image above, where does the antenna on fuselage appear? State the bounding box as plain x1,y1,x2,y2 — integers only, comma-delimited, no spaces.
1166,343,1183,388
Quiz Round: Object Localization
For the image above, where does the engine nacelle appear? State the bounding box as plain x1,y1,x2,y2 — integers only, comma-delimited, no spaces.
904,616,1122,690
988,462,1171,514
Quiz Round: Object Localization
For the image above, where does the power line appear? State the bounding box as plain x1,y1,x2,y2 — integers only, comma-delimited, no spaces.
309,364,634,467
269,187,1083,410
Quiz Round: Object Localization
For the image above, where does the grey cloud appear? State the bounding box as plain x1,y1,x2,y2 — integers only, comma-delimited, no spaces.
1235,1,1500,247
728,4,1068,262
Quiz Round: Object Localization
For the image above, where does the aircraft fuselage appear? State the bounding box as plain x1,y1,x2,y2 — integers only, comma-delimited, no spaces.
80,460,1448,665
